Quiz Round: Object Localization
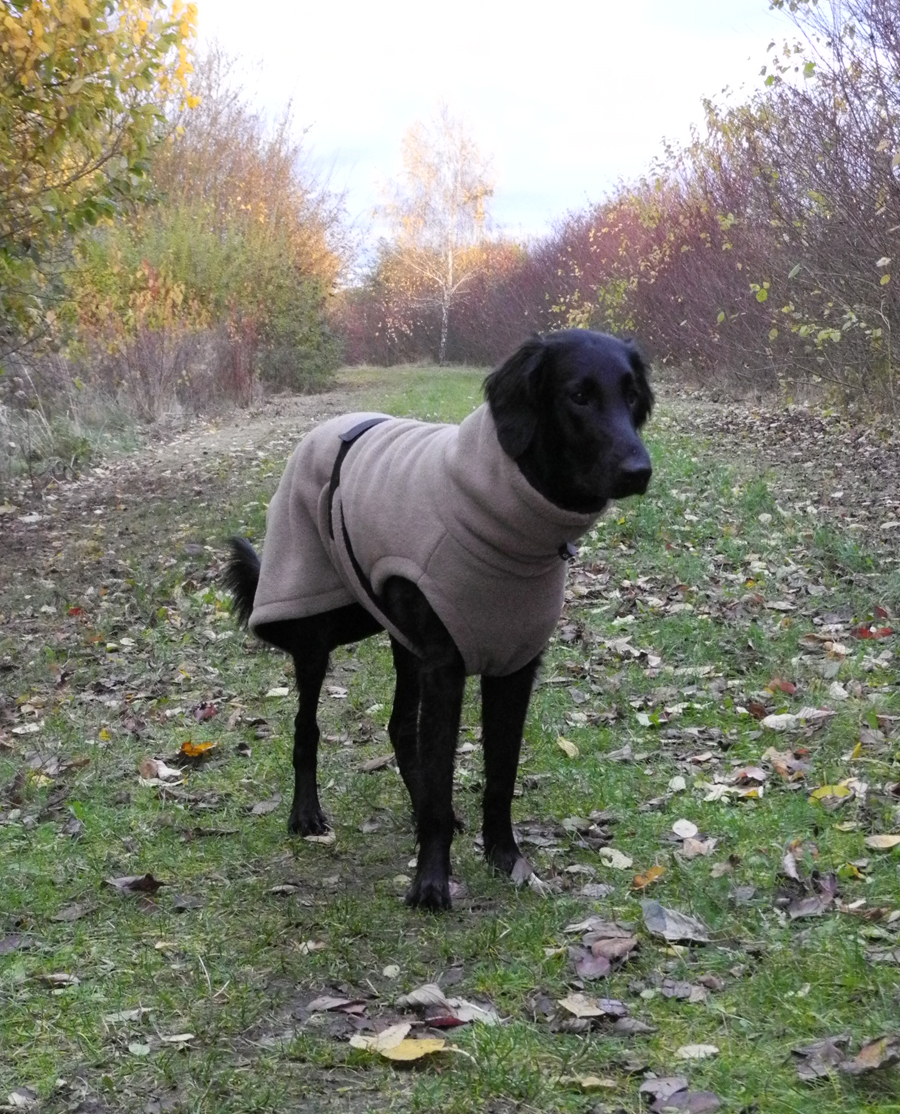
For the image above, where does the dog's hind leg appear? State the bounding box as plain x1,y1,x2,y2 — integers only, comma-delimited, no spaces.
287,643,331,836
388,638,421,815
480,656,541,879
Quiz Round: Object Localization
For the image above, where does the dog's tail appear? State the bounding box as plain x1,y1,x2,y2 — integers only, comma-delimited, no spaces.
223,536,260,629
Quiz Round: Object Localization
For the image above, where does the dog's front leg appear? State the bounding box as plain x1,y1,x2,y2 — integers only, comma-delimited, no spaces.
480,656,541,879
405,651,466,911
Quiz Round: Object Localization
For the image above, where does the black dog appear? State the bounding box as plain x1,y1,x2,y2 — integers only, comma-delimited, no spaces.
224,329,652,911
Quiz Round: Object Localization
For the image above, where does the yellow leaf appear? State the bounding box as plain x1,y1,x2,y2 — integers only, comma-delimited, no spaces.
810,784,851,802
99,728,111,741
381,1038,447,1061
633,865,665,889
180,740,217,758
881,274,891,285
557,737,579,759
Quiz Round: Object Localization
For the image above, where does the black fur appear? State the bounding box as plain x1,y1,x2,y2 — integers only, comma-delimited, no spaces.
224,329,652,911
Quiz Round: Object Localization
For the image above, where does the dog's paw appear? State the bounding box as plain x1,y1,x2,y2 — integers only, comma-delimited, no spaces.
288,808,330,837
484,840,525,877
405,874,452,912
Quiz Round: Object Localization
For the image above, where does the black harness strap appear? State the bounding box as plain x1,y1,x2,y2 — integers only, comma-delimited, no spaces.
327,417,390,540
326,416,395,623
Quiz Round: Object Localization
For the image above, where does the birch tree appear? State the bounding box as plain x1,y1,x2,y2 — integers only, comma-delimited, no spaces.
381,105,493,365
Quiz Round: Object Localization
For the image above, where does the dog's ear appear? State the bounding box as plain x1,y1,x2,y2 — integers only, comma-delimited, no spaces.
626,341,654,427
483,335,547,457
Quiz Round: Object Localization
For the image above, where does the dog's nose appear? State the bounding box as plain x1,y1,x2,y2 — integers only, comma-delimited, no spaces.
613,450,652,498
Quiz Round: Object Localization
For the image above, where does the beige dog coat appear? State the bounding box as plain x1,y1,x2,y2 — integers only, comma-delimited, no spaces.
249,404,599,676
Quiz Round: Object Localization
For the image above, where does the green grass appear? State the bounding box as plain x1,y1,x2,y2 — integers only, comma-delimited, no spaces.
1,366,899,1113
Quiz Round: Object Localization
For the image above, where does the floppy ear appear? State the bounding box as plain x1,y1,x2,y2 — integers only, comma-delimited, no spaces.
626,341,654,427
483,335,547,457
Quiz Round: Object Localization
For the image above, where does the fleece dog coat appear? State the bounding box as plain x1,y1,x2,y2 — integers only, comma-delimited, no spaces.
249,404,600,677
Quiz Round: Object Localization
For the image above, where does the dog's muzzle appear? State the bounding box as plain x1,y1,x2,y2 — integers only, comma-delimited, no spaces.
611,447,652,499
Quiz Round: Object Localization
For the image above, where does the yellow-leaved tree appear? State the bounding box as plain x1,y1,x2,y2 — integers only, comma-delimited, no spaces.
380,105,493,366
0,0,197,358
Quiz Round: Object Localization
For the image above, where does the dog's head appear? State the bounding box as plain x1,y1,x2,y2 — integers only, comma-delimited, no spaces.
483,329,653,513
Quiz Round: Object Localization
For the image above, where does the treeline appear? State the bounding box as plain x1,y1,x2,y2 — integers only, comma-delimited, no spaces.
66,48,346,417
341,0,899,410
1,3,345,451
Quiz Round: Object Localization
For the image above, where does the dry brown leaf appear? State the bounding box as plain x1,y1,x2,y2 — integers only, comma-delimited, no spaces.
839,1034,900,1074
104,873,165,895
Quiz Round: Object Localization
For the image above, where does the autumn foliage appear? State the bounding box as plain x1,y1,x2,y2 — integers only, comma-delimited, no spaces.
340,0,899,411
0,0,198,350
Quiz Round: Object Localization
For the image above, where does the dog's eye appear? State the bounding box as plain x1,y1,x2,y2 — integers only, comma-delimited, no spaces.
570,388,590,406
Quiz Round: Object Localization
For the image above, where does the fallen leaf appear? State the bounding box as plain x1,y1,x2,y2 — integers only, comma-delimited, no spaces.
633,865,666,889
590,934,638,962
865,834,900,851
653,1092,721,1113
39,972,80,988
180,739,217,758
599,847,633,870
680,837,717,859
558,993,626,1019
360,753,394,772
51,902,94,922
642,900,710,943
250,794,282,815
349,1022,411,1052
639,1077,690,1102
570,947,611,979
104,873,165,895
307,995,364,1013
5,1087,39,1109
396,983,450,1010
557,737,579,759
673,819,699,839
792,1034,850,1080
296,940,326,955
676,1043,719,1060
788,872,838,919
567,1074,617,1091
839,1034,900,1075
381,1038,448,1061
809,784,852,807
138,758,183,782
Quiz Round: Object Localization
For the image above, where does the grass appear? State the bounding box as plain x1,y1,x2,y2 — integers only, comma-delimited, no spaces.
1,366,899,1113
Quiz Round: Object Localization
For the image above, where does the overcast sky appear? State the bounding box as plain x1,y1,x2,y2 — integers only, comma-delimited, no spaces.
196,0,795,240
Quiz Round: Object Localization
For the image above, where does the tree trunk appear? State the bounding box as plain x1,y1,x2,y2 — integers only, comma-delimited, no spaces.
439,298,449,366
